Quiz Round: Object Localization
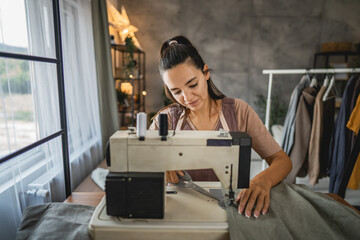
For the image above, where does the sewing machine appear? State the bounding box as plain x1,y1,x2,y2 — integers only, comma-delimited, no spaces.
89,129,251,240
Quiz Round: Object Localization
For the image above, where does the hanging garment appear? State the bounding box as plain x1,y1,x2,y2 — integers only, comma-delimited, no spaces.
285,86,317,183
328,75,360,193
321,92,336,178
308,86,326,185
347,78,360,158
347,94,360,190
281,75,310,155
308,86,336,185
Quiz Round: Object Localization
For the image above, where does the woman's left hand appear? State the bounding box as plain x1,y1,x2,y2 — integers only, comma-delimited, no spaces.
235,150,292,219
235,174,272,218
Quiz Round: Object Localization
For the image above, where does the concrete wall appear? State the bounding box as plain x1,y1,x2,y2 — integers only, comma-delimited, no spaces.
113,0,360,115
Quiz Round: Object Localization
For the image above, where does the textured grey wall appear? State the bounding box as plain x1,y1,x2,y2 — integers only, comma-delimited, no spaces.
114,0,360,115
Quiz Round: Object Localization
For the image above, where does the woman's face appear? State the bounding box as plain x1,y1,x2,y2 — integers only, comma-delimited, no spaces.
162,62,210,111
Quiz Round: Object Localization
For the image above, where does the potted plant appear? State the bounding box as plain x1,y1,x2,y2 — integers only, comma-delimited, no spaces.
117,90,129,111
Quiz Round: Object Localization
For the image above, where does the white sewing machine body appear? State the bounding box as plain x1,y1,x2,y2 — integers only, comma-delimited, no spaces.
89,130,251,240
108,130,248,191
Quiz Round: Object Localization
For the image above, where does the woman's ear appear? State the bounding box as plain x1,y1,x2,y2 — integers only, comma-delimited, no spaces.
203,64,210,80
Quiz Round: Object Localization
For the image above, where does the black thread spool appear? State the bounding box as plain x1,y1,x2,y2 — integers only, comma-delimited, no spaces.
159,113,168,141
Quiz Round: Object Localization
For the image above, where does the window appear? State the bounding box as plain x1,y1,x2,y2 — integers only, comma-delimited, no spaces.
0,0,102,239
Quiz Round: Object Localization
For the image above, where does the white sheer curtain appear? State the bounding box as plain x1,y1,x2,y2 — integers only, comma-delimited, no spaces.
0,0,102,239
59,0,102,187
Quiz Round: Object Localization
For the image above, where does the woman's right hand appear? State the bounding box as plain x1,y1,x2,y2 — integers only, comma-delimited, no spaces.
166,170,184,183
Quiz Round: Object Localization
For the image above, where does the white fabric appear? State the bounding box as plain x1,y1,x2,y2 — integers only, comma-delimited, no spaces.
59,0,102,189
91,168,109,191
271,124,283,146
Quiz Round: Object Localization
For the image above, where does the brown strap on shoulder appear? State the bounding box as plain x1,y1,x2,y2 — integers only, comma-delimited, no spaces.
221,97,239,131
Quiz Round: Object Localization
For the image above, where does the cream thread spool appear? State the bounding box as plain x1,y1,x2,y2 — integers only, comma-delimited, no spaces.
136,112,147,141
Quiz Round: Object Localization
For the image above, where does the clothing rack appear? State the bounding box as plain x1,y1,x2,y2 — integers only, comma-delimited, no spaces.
262,68,360,130
262,68,360,198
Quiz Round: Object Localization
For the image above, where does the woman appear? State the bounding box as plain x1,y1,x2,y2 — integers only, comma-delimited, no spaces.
149,36,292,219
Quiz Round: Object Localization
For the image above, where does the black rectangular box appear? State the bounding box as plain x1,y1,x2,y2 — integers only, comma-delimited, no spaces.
105,172,164,219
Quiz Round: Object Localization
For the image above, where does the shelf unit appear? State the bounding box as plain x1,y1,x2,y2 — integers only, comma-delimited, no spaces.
313,51,360,69
313,51,360,108
111,44,146,128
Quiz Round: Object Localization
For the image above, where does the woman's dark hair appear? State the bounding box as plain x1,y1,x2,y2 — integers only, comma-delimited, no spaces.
159,36,225,105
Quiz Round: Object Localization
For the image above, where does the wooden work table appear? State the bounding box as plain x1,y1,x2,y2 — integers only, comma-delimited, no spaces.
64,160,106,206
65,160,360,215
65,192,105,207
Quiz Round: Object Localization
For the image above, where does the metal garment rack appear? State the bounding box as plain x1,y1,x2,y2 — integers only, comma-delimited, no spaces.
262,68,360,130
262,68,360,198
